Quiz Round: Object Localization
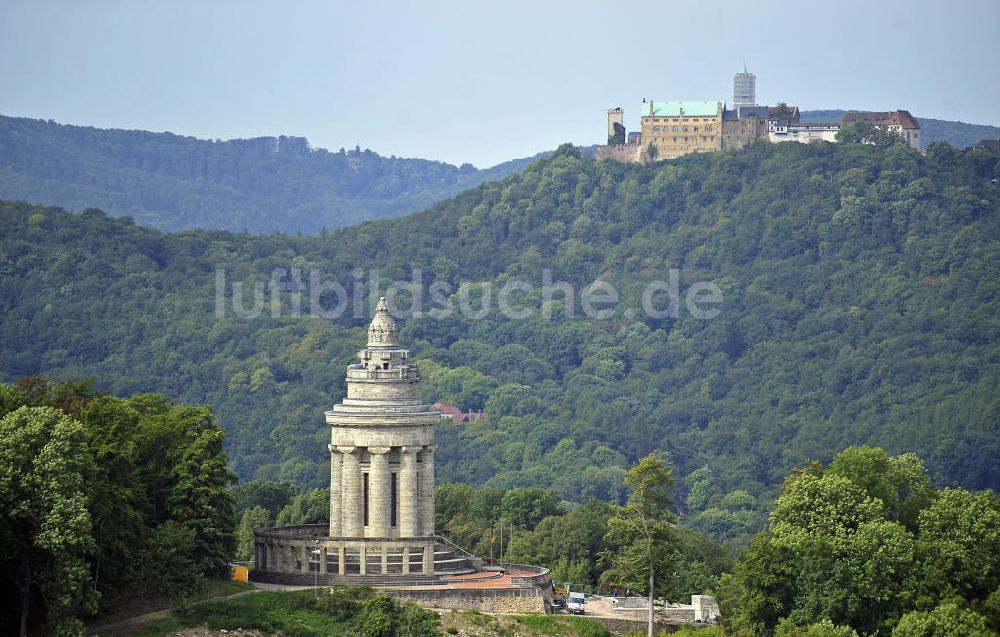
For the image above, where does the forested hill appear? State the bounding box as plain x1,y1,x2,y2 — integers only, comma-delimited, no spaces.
2,113,996,237
0,114,542,234
801,109,1000,148
2,140,998,532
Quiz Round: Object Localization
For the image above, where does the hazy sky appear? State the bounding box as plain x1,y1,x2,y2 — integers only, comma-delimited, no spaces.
2,0,999,167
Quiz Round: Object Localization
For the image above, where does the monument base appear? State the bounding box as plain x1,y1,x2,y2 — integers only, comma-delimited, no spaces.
251,524,480,584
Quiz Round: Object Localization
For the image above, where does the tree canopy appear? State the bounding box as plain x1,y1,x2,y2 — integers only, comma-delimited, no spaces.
1,138,998,553
720,446,1000,635
0,378,236,634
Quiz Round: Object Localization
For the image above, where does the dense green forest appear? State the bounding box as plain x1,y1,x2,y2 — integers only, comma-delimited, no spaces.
2,138,999,552
801,110,1000,149
0,114,542,233
0,377,235,636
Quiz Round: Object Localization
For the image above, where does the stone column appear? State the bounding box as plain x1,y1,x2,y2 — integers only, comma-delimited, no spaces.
328,445,342,537
318,545,327,575
399,446,419,537
340,447,363,536
418,445,436,536
423,543,434,576
368,446,391,537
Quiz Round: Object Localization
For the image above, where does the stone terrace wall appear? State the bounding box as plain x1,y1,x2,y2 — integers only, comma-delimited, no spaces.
508,564,552,589
387,587,546,614
591,617,675,635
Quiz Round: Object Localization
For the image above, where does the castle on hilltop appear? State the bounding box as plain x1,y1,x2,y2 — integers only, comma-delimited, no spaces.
597,70,920,163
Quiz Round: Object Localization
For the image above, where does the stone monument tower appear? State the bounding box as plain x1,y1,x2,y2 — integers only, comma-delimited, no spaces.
325,297,439,575
250,301,555,592
251,299,484,584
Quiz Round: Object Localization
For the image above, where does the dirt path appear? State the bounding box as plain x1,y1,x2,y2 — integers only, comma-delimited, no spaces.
85,589,260,636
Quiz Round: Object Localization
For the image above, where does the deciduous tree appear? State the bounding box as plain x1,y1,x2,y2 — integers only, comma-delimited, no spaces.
600,454,678,637
0,407,98,636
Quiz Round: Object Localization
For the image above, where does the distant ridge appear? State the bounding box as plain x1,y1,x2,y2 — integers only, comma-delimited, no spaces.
0,112,996,235
0,114,545,234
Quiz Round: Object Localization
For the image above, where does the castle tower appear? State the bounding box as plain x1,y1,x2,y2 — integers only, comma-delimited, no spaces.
325,297,439,575
734,68,756,110
607,107,625,144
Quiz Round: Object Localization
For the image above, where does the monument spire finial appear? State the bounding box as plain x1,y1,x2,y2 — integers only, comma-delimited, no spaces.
367,296,400,348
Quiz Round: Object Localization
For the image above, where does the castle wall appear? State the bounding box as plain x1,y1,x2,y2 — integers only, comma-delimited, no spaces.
596,143,641,163
722,118,768,150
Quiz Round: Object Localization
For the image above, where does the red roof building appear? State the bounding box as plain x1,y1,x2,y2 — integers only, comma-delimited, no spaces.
433,402,487,425
841,110,921,149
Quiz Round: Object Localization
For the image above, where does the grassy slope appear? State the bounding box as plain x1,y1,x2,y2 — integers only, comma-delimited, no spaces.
108,589,621,637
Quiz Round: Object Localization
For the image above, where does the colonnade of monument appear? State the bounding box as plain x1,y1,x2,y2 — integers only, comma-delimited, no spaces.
327,443,435,538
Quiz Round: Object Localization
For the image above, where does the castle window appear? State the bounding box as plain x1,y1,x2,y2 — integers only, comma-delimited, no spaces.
694,126,699,131
653,126,661,132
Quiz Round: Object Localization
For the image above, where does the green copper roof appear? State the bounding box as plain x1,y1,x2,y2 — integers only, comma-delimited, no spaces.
642,101,720,117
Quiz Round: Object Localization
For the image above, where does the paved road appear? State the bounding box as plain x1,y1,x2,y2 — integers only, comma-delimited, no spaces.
557,596,650,620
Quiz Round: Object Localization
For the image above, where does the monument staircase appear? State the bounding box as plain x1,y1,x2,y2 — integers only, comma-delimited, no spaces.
432,534,480,575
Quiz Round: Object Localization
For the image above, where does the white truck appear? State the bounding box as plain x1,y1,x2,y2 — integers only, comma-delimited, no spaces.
567,592,586,615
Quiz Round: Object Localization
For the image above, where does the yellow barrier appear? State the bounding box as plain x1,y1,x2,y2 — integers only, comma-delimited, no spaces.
231,564,249,583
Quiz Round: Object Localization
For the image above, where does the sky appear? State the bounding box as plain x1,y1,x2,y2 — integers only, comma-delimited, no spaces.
2,0,999,168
